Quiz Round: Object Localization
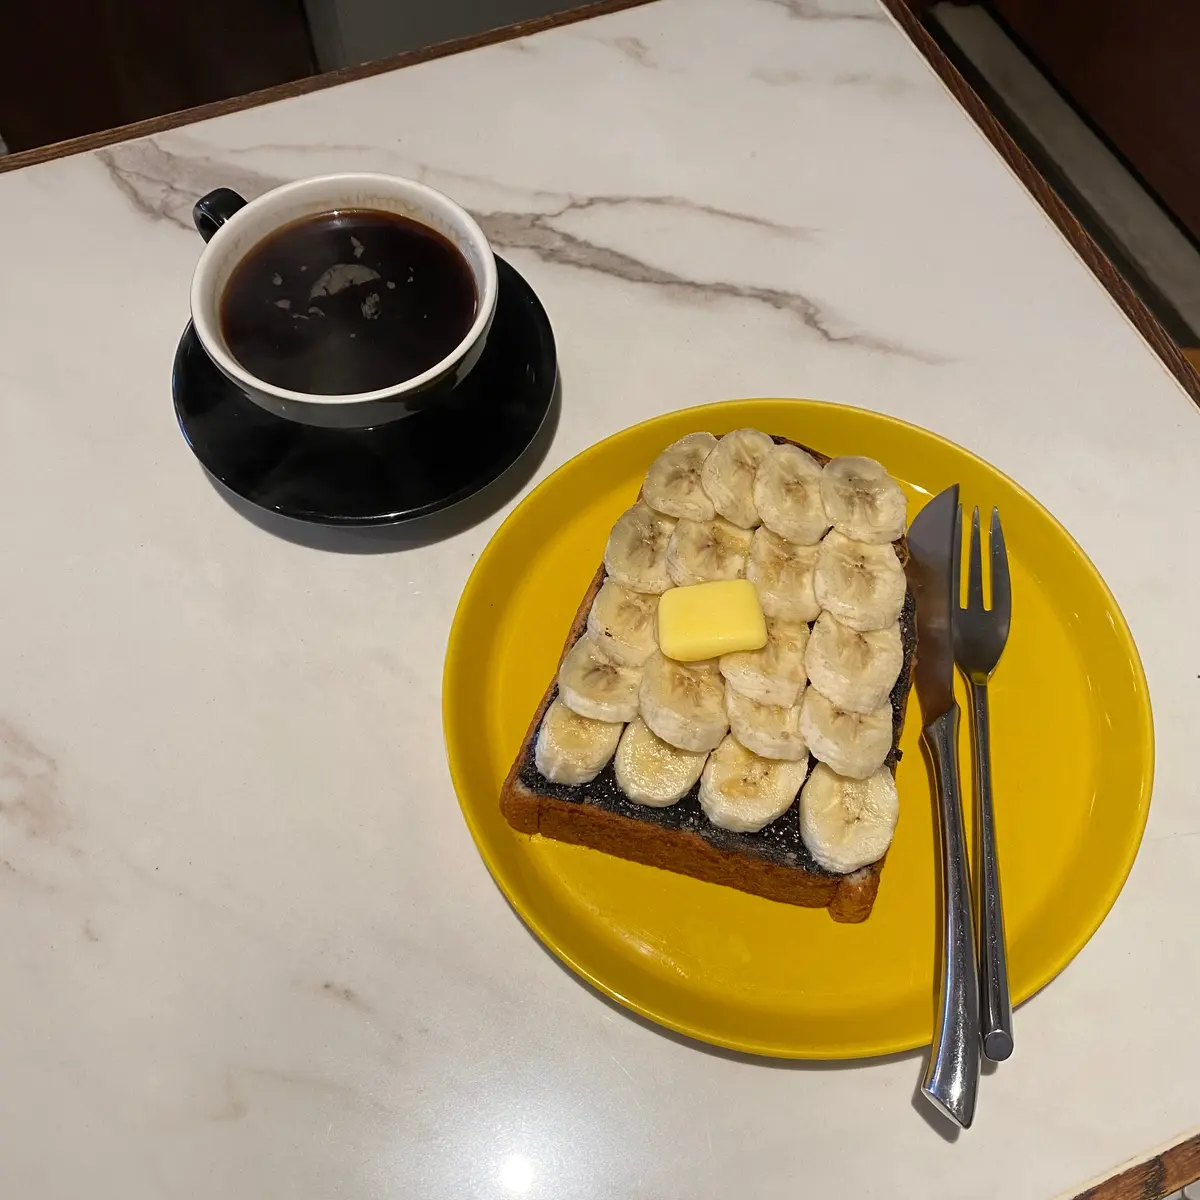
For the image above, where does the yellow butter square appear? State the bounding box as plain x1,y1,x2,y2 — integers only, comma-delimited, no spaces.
657,579,767,662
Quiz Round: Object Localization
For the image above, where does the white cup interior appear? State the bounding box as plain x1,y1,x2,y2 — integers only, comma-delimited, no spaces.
190,173,497,407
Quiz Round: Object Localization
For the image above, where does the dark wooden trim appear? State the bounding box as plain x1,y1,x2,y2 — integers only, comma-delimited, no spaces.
0,0,657,176
880,0,1200,408
1069,1129,1200,1199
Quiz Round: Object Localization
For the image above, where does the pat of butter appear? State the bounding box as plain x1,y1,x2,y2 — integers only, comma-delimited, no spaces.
657,579,767,662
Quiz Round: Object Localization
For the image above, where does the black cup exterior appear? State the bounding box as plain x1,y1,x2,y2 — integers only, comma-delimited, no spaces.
260,301,495,429
193,189,248,243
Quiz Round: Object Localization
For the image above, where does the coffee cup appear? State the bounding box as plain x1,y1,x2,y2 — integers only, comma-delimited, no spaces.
189,173,497,429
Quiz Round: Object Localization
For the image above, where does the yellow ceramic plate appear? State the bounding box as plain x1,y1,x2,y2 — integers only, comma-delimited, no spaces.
443,400,1153,1058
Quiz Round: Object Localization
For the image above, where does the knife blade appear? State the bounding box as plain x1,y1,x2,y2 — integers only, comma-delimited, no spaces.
908,486,960,722
907,484,980,1129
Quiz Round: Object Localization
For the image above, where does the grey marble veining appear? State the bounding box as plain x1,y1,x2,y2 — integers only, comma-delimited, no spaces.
95,143,289,227
98,137,937,357
588,32,657,65
762,0,888,21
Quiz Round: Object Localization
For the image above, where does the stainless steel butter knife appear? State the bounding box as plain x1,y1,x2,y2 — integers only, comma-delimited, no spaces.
907,484,980,1129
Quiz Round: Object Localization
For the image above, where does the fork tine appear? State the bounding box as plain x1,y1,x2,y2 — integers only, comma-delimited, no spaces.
967,506,984,611
989,507,1011,619
953,502,963,610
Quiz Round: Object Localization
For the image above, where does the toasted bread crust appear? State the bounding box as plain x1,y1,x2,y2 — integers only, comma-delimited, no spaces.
499,437,914,921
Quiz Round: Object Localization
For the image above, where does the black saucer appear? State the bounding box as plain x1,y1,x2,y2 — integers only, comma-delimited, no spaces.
173,256,557,526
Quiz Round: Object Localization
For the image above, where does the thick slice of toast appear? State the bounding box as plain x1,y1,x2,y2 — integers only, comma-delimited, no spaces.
499,438,917,922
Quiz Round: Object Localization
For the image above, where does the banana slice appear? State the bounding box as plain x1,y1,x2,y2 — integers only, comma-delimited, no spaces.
586,580,661,667
752,443,832,544
534,697,624,785
699,734,809,832
745,528,821,622
813,530,906,633
614,717,708,806
798,687,892,779
639,651,728,752
642,432,718,520
719,618,809,707
700,428,775,528
604,502,677,594
805,611,903,715
726,687,808,761
666,517,754,587
820,456,907,544
800,762,899,873
558,635,642,723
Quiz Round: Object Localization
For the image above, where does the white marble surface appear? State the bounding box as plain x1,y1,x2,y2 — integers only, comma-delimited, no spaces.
1,0,1198,1195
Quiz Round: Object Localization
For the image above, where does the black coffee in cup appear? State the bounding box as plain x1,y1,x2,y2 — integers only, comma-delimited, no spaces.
219,210,477,395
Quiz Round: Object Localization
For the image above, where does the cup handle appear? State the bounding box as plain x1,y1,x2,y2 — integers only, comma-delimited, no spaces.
193,188,248,242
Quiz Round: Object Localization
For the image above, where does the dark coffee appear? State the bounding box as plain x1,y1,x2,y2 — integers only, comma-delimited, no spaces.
220,209,477,395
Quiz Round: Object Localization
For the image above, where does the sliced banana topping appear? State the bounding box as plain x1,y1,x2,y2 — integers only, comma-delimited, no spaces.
805,611,903,715
726,686,808,761
699,734,809,832
745,527,821,622
798,687,892,779
614,717,708,806
558,635,642,723
666,517,754,587
586,580,661,667
642,432,718,521
545,431,911,855
813,530,906,633
800,762,899,873
752,443,832,544
639,651,729,752
719,617,809,707
535,697,624,785
820,456,907,544
604,502,677,594
700,428,775,528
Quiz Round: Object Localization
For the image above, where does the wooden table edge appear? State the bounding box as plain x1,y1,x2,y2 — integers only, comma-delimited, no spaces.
0,0,656,176
1056,1125,1200,1200
2,0,1197,1189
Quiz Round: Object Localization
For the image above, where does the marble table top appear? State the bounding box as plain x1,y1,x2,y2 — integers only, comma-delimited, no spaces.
1,0,1198,1195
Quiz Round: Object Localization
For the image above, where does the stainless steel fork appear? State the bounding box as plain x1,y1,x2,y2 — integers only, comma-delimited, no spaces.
952,505,1014,1062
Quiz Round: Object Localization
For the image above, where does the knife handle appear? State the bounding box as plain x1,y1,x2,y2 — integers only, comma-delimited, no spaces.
968,680,1014,1062
920,703,981,1129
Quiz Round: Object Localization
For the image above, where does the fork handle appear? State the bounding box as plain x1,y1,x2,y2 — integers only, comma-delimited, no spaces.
920,704,980,1129
968,680,1014,1061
